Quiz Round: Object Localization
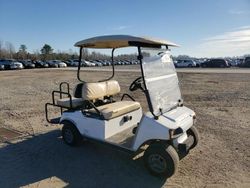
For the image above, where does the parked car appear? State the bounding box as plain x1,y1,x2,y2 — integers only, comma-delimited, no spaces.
235,58,244,66
65,60,77,67
47,60,58,68
70,59,90,67
104,60,111,66
175,59,196,68
11,61,24,69
194,59,206,67
92,60,103,66
20,60,35,69
226,59,238,67
0,64,4,70
34,60,49,68
47,60,67,68
0,59,12,69
239,57,250,68
201,59,230,68
81,60,95,67
0,59,24,70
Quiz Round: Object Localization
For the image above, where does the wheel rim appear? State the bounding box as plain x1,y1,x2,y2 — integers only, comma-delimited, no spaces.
64,129,74,143
148,154,167,173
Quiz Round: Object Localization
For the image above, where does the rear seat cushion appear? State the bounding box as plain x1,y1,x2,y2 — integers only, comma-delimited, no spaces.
82,80,120,100
89,101,141,120
57,97,84,108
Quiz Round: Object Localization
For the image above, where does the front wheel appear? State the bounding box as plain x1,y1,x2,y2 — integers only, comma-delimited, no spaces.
62,122,82,146
187,126,199,150
144,143,179,177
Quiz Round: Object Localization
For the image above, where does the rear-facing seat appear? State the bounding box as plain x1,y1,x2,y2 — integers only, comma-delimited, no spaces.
57,80,141,119
57,83,84,108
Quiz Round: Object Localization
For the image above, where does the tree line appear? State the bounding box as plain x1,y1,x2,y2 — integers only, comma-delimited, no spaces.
0,41,80,61
0,41,138,61
1,40,248,61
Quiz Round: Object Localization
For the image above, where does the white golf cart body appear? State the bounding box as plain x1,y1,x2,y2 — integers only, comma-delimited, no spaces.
57,35,195,152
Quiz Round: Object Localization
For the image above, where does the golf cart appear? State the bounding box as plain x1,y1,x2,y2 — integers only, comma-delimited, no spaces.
45,35,199,177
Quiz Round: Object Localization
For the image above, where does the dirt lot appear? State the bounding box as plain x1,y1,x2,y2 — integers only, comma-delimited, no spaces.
0,68,249,188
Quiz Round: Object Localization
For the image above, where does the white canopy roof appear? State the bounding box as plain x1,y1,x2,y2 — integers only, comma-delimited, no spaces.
74,35,179,48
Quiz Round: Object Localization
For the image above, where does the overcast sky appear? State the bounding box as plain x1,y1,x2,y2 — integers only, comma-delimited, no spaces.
0,0,249,57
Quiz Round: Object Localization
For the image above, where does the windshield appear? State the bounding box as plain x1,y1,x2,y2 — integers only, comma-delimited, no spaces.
141,48,182,116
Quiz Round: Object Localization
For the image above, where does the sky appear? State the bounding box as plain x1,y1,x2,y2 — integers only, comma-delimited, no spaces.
0,0,250,57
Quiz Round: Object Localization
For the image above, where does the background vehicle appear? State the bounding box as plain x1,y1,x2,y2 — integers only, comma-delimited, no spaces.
45,35,199,178
0,59,13,69
201,59,230,68
0,59,24,70
0,64,4,70
93,60,103,66
34,60,49,68
47,60,67,68
239,57,250,68
20,60,35,69
227,59,238,67
175,59,196,68
82,60,95,67
10,61,24,69
67,59,79,67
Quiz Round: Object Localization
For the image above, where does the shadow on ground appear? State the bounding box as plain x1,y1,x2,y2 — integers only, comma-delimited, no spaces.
0,130,167,188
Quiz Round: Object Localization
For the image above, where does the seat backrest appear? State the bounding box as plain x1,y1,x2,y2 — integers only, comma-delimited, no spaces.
73,83,84,98
82,80,120,101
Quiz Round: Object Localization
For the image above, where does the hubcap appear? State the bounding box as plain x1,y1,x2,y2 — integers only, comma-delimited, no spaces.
148,154,167,173
64,129,74,143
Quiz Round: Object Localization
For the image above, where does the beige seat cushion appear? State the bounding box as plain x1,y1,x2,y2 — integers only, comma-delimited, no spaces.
89,101,141,120
82,80,120,100
57,97,84,108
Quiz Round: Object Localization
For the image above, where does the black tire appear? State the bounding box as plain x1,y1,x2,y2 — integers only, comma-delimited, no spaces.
144,143,179,177
62,121,82,146
187,126,199,150
188,64,192,68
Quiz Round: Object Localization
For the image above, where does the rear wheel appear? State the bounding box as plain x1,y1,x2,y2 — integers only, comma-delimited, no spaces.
187,126,199,150
144,143,179,177
62,121,82,146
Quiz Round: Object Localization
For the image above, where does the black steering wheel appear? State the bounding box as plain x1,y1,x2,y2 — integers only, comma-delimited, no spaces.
129,76,143,91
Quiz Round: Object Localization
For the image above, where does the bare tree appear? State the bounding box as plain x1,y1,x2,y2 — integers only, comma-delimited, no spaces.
5,41,15,59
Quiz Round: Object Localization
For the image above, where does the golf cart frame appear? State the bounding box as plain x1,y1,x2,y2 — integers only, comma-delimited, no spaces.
45,35,199,177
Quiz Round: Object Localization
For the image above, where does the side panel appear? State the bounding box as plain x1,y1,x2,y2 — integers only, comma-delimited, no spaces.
132,115,170,150
132,106,195,151
60,111,105,139
104,108,142,139
60,108,143,140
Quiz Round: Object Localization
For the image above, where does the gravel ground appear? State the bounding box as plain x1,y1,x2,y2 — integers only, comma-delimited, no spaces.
0,68,249,188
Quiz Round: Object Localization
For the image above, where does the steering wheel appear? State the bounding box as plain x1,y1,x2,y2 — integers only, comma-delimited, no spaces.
129,77,143,91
